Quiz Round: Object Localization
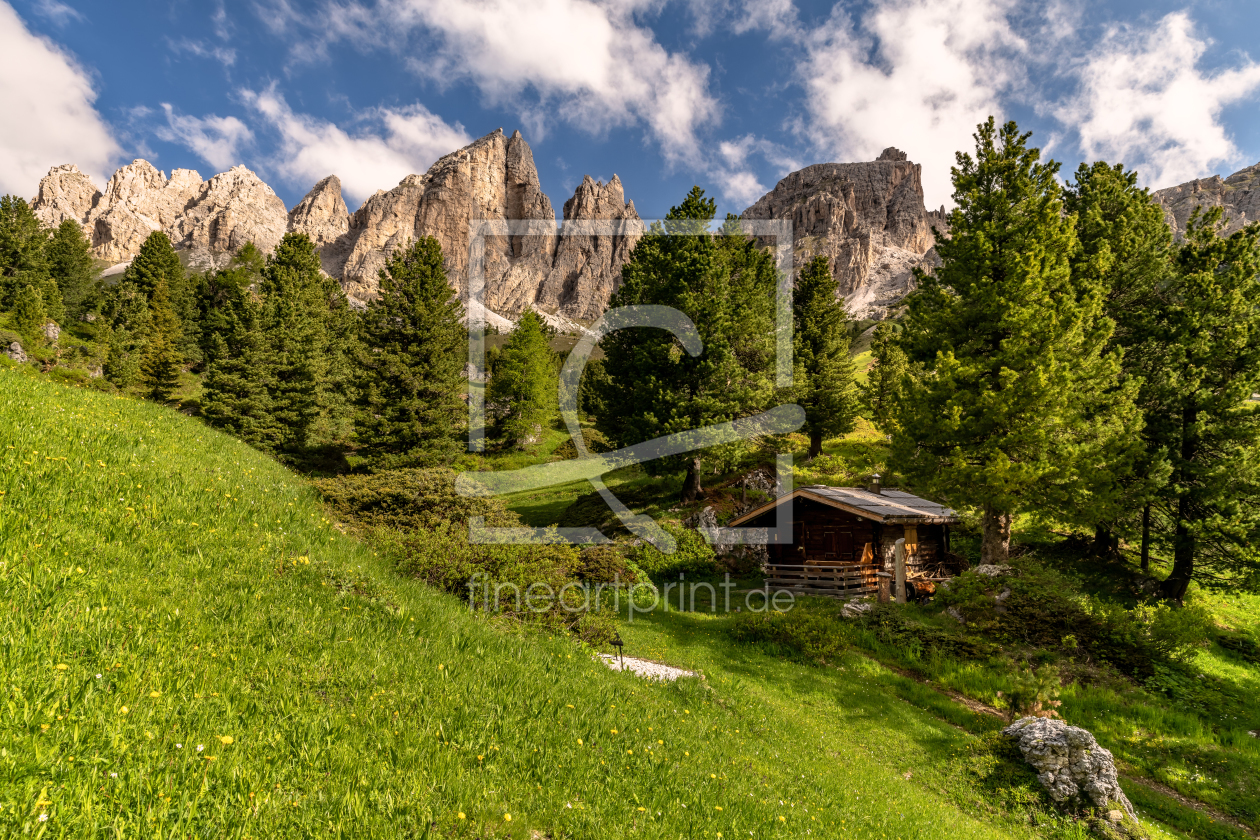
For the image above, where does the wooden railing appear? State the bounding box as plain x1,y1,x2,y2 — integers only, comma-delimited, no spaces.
763,563,879,597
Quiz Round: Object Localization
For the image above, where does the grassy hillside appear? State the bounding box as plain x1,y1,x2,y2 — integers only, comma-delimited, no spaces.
0,368,1082,839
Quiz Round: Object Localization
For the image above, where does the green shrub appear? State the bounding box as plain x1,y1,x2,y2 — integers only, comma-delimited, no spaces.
630,521,718,579
552,427,613,459
994,663,1062,721
729,606,851,663
578,543,648,585
314,467,518,531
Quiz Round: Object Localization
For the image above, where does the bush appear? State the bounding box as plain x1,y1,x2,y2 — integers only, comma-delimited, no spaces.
314,467,518,531
937,562,1211,677
577,543,648,585
630,521,718,579
552,427,613,460
729,606,851,663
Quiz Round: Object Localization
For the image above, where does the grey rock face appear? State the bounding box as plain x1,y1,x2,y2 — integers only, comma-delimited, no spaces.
5,341,27,363
31,164,101,228
535,174,642,321
289,175,350,253
1154,161,1260,239
175,165,289,260
1004,717,1135,818
741,151,945,319
85,161,203,262
42,321,60,343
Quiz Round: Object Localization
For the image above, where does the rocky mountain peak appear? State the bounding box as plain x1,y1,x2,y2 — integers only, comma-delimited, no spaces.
31,163,101,228
741,151,938,319
1153,159,1260,239
289,175,350,250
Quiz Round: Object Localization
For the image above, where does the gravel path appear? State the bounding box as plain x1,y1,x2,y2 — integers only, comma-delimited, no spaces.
599,654,697,681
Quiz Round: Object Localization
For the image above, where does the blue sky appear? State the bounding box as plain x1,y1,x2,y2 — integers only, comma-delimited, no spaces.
3,0,1259,219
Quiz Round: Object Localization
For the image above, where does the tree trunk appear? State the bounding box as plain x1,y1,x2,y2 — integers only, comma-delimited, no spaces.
680,456,704,504
1139,504,1151,574
980,505,1012,564
1091,525,1117,559
1161,405,1197,603
808,428,823,460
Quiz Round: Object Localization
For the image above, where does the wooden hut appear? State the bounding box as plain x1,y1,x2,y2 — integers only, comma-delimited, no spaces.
728,478,961,598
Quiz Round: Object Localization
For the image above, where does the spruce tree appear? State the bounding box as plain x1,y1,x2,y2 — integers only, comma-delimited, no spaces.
861,322,908,433
488,310,557,449
103,325,141,387
792,256,859,458
258,232,352,452
122,230,200,359
12,284,47,345
890,119,1135,564
356,237,466,462
46,220,93,319
1150,209,1260,600
201,285,279,447
1064,162,1176,559
140,277,184,401
0,196,50,308
594,188,778,502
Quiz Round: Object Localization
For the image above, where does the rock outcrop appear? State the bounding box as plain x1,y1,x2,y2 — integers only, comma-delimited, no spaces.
1004,717,1135,818
85,161,203,262
535,175,642,321
174,165,289,265
741,147,945,319
1153,160,1260,239
289,175,350,251
31,164,101,228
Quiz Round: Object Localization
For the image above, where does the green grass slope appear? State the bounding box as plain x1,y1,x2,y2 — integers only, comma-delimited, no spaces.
0,370,1135,839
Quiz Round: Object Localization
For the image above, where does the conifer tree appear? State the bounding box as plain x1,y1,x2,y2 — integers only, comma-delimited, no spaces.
594,188,778,502
1064,162,1176,559
1149,209,1260,600
103,326,141,387
862,322,908,433
258,233,353,452
356,237,465,462
140,278,183,401
11,284,47,345
120,230,200,360
0,196,50,308
47,219,95,320
890,119,1135,564
792,256,858,458
488,310,557,449
201,285,279,447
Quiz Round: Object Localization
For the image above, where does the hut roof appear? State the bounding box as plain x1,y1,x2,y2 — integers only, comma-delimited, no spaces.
729,485,959,526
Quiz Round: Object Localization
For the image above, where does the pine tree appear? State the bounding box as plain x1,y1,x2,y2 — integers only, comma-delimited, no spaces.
258,233,352,452
1064,162,1177,560
123,231,184,299
488,310,557,449
594,188,778,503
0,196,50,308
792,256,859,458
11,284,47,345
201,285,280,447
140,278,183,401
1149,209,1260,600
46,219,96,320
861,322,908,433
890,119,1136,564
103,325,141,387
356,237,466,462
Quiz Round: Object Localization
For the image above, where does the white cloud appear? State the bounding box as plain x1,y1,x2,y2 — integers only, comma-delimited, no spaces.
308,0,720,168
168,38,237,67
730,0,800,41
1063,12,1260,189
713,134,801,207
156,104,253,171
239,86,471,205
798,0,1025,208
0,0,119,196
32,0,82,25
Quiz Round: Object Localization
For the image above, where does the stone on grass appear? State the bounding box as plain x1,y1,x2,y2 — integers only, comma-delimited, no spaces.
841,601,873,619
974,564,1013,577
43,321,60,343
1003,717,1135,819
5,341,27,363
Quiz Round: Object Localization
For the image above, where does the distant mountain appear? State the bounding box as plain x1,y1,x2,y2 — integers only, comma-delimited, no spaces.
30,129,640,326
740,147,948,320
1153,160,1260,240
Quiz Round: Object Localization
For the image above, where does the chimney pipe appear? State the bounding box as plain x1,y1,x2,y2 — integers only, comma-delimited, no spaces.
867,474,882,495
